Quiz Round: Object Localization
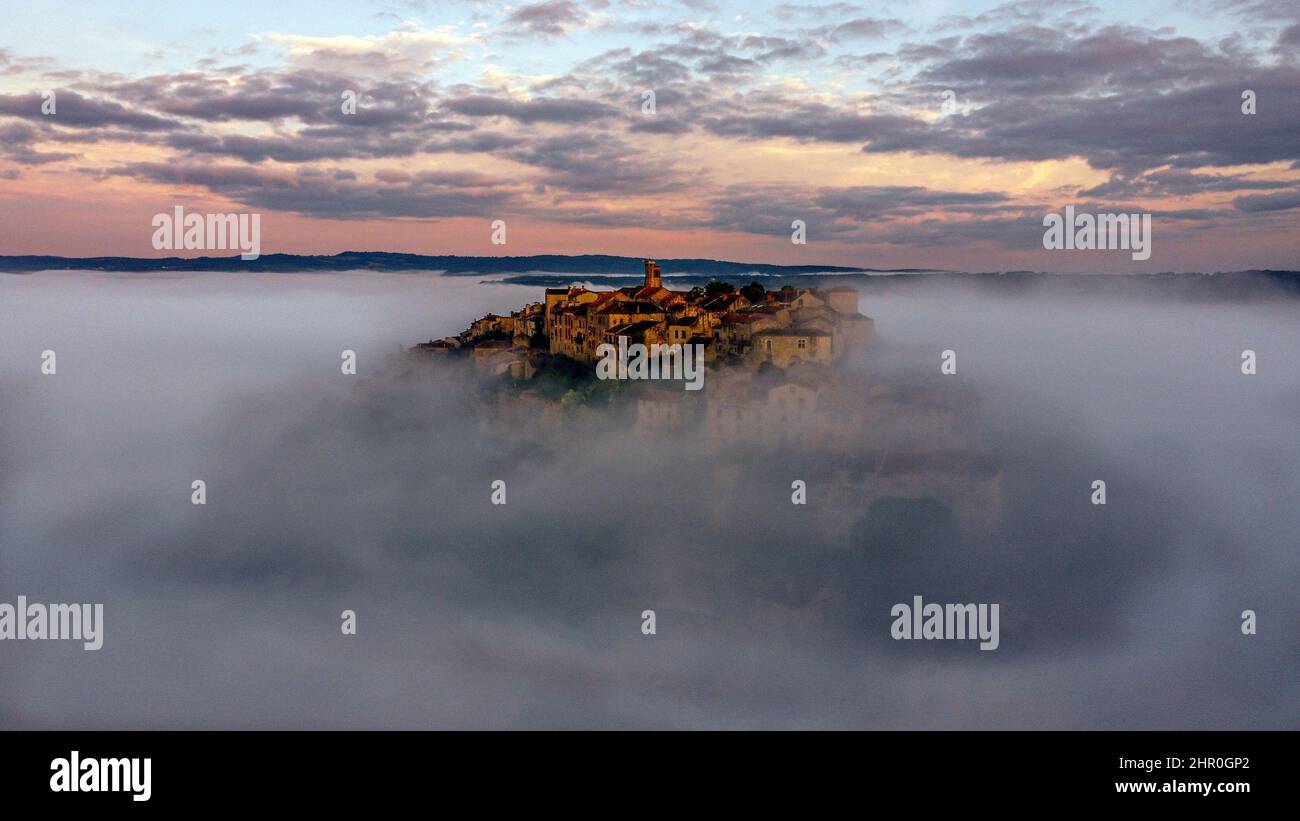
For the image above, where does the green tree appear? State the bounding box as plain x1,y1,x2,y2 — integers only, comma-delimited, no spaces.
740,281,766,303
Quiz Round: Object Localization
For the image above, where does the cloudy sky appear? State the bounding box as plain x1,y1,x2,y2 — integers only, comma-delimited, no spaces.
0,0,1297,271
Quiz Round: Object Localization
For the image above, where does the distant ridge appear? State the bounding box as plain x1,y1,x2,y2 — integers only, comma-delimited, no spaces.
0,254,1295,298
0,251,883,276
497,269,1300,300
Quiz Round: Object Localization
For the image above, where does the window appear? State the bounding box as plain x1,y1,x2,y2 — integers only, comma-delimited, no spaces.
797,338,807,349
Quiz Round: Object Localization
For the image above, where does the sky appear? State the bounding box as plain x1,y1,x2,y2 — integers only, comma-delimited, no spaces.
0,0,1297,271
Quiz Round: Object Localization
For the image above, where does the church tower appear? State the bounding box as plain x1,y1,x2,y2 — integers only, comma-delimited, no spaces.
644,259,662,289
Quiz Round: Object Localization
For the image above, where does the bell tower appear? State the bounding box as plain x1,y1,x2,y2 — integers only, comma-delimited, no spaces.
644,259,662,288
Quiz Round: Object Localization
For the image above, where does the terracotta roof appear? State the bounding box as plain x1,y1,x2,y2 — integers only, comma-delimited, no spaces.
605,300,663,314
606,320,658,339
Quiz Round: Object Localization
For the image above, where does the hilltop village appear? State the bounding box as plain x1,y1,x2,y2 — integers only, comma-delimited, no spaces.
417,259,875,377
407,260,1002,532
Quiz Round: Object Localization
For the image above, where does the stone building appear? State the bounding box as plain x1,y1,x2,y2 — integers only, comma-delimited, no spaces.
520,259,874,369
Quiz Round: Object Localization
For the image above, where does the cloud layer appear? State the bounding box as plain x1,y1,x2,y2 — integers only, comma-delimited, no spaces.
0,2,1297,269
0,270,1296,728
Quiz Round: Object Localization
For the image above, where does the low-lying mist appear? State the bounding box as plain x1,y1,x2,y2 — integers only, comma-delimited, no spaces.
0,270,1296,728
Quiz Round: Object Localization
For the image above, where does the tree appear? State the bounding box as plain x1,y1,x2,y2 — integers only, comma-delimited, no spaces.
740,281,766,303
